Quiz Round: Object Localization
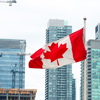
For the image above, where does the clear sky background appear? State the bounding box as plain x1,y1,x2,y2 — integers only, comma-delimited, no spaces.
0,0,100,100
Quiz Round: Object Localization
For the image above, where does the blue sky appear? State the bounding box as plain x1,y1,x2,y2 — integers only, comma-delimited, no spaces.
0,0,100,99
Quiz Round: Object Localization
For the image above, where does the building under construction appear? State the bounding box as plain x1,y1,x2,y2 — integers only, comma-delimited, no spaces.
0,39,26,89
0,88,37,100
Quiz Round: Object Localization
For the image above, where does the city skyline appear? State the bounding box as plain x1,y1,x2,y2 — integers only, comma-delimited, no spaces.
0,0,100,100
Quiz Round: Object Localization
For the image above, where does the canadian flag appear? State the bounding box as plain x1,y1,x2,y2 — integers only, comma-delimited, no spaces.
29,28,87,69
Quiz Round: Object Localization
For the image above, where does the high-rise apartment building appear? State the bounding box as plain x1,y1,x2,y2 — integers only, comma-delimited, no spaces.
0,39,26,89
95,23,100,40
45,19,72,100
80,40,100,100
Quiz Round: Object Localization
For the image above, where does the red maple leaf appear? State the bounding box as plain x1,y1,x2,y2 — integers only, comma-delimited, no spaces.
43,42,68,66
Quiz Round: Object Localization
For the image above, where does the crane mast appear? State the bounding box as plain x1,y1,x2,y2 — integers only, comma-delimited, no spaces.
19,55,23,88
11,63,25,88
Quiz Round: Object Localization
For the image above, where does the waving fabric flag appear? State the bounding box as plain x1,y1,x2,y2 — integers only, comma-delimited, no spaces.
29,28,87,69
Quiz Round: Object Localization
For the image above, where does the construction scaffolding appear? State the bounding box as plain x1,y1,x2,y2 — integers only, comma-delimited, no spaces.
0,88,37,100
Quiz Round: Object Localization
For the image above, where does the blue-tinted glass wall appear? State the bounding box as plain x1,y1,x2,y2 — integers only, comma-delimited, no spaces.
95,23,100,40
45,19,72,100
0,39,26,89
80,40,100,100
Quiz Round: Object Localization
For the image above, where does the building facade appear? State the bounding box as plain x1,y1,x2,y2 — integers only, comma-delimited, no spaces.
45,19,72,100
0,39,26,89
80,40,100,100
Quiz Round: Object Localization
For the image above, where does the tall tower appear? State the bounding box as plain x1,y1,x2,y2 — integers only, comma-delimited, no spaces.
0,39,26,89
80,40,100,100
45,19,72,100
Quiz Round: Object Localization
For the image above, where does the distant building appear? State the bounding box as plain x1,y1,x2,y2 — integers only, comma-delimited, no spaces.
45,19,73,100
0,39,26,89
95,23,100,39
80,39,100,100
72,75,76,100
0,88,37,100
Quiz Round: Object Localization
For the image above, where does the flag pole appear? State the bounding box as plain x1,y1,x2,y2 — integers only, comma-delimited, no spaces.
83,17,87,100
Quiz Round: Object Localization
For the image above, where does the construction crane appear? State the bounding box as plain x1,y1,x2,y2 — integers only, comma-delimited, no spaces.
0,41,32,88
0,52,31,88
11,63,25,88
0,0,16,6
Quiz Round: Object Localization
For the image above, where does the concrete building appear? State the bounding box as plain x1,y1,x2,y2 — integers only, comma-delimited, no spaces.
80,39,100,100
45,19,73,100
0,39,26,89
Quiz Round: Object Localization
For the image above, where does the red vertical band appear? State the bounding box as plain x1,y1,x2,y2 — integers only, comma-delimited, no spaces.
69,28,87,62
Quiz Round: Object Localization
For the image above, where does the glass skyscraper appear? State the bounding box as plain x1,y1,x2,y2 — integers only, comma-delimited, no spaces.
80,40,100,100
45,19,72,100
0,39,26,89
95,23,100,40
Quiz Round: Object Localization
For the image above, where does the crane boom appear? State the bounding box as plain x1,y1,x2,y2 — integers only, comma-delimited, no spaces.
0,52,32,88
0,52,32,55
0,0,16,6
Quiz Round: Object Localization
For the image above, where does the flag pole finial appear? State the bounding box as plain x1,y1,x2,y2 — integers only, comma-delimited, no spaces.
83,17,87,47
83,17,87,21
